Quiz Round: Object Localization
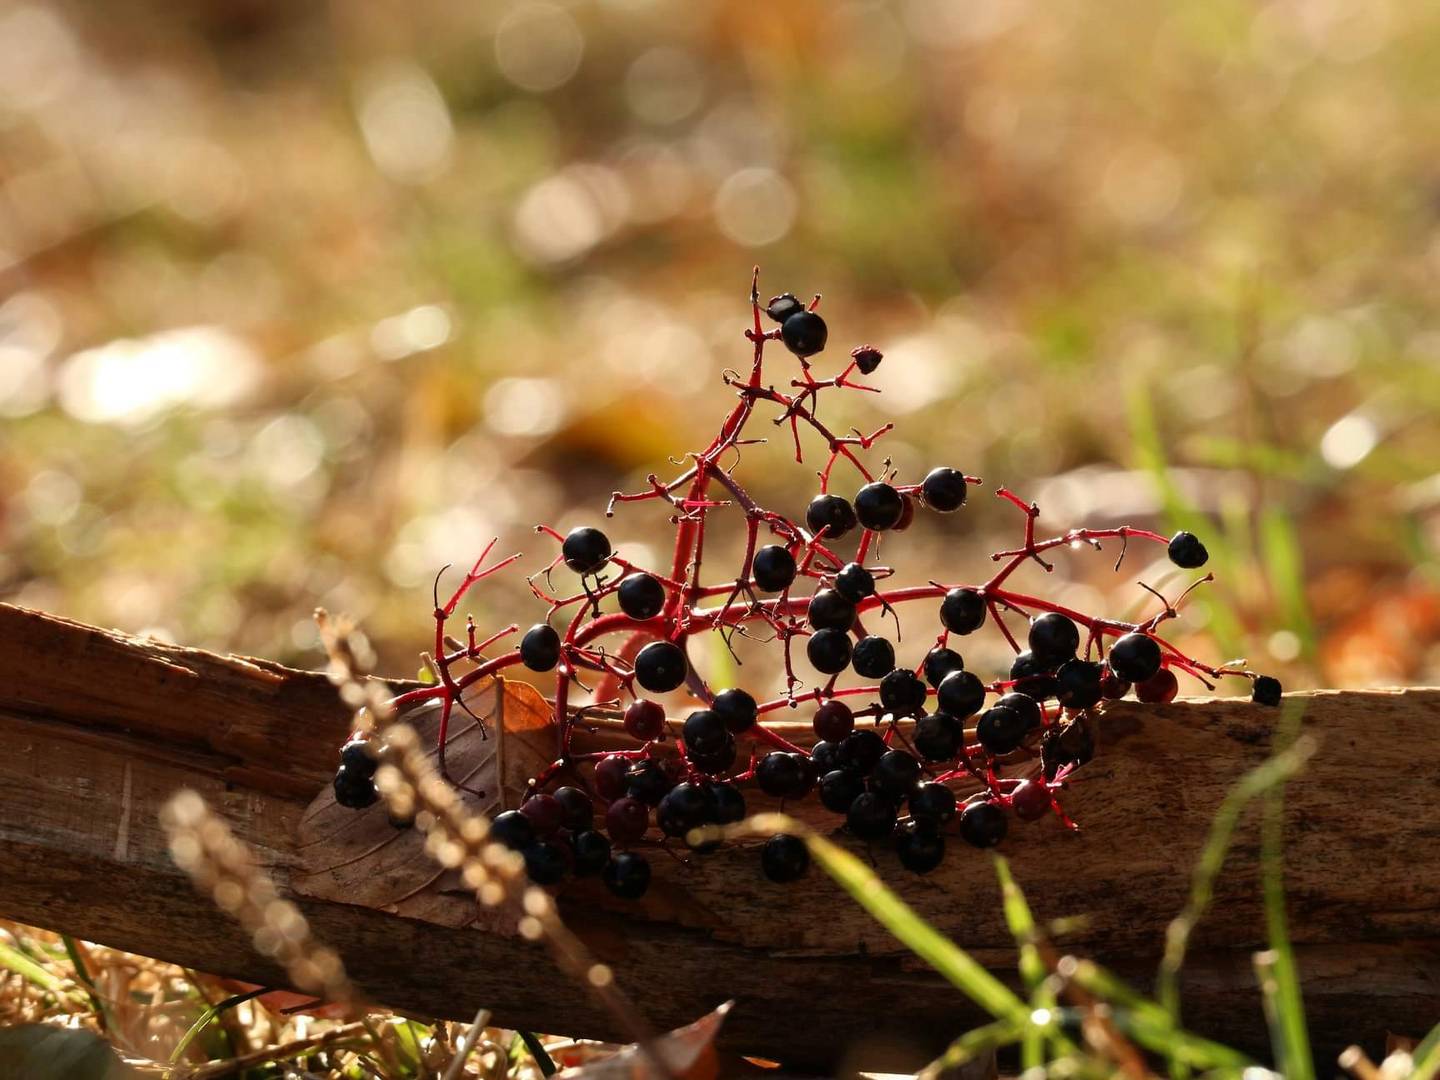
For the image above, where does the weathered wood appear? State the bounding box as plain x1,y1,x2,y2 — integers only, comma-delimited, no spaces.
0,601,1436,1070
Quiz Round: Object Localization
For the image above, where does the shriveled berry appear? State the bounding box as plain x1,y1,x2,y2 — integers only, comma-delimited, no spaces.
914,712,964,762
708,781,747,824
1010,651,1059,700
523,842,567,885
781,309,828,358
940,587,987,635
681,710,728,755
851,344,883,374
1135,667,1179,704
840,729,887,774
834,562,876,602
895,821,945,874
959,800,1009,848
852,635,897,679
752,545,797,592
1252,675,1283,707
808,588,857,631
562,526,612,574
813,699,855,742
921,467,969,512
761,834,810,883
1010,780,1052,822
520,623,562,672
806,494,857,541
340,740,377,777
996,691,1043,732
870,749,921,799
333,766,379,809
490,810,535,851
687,736,736,775
810,740,843,774
1041,720,1095,780
879,669,928,717
1100,670,1131,700
623,699,666,742
520,794,564,836
937,670,986,719
713,688,758,733
766,292,803,323
976,703,1029,756
1028,613,1080,665
819,768,866,813
571,830,612,876
593,755,630,800
1055,659,1104,710
603,851,651,899
806,628,852,674
1108,633,1163,683
553,786,594,831
617,572,666,620
855,481,905,531
909,782,957,825
605,797,650,843
923,646,965,688
847,791,898,841
1168,531,1209,569
657,782,711,838
755,752,815,799
624,758,673,805
634,640,688,693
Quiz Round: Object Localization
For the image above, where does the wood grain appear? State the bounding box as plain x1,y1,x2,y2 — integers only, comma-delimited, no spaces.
0,602,1436,1070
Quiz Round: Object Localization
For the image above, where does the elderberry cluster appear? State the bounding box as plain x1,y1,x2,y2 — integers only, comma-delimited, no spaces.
331,273,1284,901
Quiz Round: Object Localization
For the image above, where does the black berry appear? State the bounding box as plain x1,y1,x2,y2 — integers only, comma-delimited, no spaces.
847,791,898,841
761,834,810,883
781,310,828,358
940,587,987,635
687,736,736,775
520,793,564,836
713,688,758,733
603,852,651,899
920,467,969,512
624,758,674,805
914,711,964,762
834,562,876,602
806,628,853,674
681,709,728,755
657,782,711,838
561,526,611,574
870,749,921,799
937,669,986,718
808,588,857,631
623,699,666,742
976,703,1030,756
959,800,1008,848
708,781,747,824
810,740,844,774
1168,531,1209,569
340,740,377,777
1055,659,1104,710
633,640,688,693
806,494,858,541
923,646,965,688
755,752,815,799
571,829,612,876
1108,632,1162,684
490,810,535,851
752,545,797,592
523,842,567,885
996,691,1043,732
1010,651,1059,700
1100,670,1131,700
617,572,666,620
879,668,928,717
1252,675,1283,707
855,481,905,531
840,729,887,774
766,292,803,323
333,766,378,809
819,767,866,813
908,782,957,825
851,344,883,374
520,623,562,672
852,635,897,679
1028,613,1080,665
813,699,855,742
894,821,945,874
553,786,594,831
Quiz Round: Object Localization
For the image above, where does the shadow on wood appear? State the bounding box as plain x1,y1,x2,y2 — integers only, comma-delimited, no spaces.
0,602,1435,1070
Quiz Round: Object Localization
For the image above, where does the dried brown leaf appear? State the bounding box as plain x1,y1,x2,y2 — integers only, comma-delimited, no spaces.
556,1001,732,1080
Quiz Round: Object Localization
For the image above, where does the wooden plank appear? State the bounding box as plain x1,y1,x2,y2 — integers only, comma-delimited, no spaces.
0,602,1436,1069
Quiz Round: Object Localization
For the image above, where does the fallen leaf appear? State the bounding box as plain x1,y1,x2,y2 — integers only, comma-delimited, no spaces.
557,1001,732,1079
292,676,558,931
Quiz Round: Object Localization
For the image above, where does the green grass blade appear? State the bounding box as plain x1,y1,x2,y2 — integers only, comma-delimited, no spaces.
0,939,81,1004
992,855,1046,993
1410,1021,1440,1080
1259,506,1317,665
166,987,269,1069
1157,727,1316,1027
917,1018,1023,1080
60,935,113,1034
803,828,1030,1023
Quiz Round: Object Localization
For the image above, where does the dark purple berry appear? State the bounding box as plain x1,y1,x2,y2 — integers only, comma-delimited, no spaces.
761,834,810,883
561,526,612,574
806,628,852,674
1168,531,1209,569
920,467,969,512
810,740,844,774
914,712,964,762
520,623,562,671
819,768,866,813
681,710,728,755
813,699,855,742
940,587,986,635
755,752,815,799
593,755,630,800
752,545,797,592
333,765,378,809
1010,651,1059,700
1028,613,1080,665
1252,675,1283,707
520,794,564,836
605,797,649,843
806,494,858,541
996,691,1043,732
781,310,828,358
1055,659,1104,710
571,829,612,875
340,740,377,777
852,636,896,679
1135,667,1179,703
808,588,856,631
923,646,965,688
617,572,666,620
851,344,883,374
894,821,945,874
908,782,957,825
603,851,651,899
870,749,921,799
634,640,688,693
855,481,905,531
623,699,666,742
879,669,927,717
657,782,711,838
624,758,673,805
976,704,1030,756
959,800,1008,848
712,688,758,733
687,736,737,775
523,842,568,885
847,791,898,842
766,292,803,323
708,782,747,824
840,729,887,774
553,786,594,831
834,562,876,602
490,810,535,851
1100,670,1131,700
1108,633,1163,684
937,670,986,719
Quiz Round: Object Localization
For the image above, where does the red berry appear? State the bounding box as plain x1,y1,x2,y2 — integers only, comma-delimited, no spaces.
605,797,650,843
623,699,667,742
1135,667,1179,703
520,794,564,836
594,755,630,800
1010,780,1052,822
813,700,855,742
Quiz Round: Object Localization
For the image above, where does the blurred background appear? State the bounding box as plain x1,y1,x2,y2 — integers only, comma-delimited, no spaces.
2,0,1438,694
